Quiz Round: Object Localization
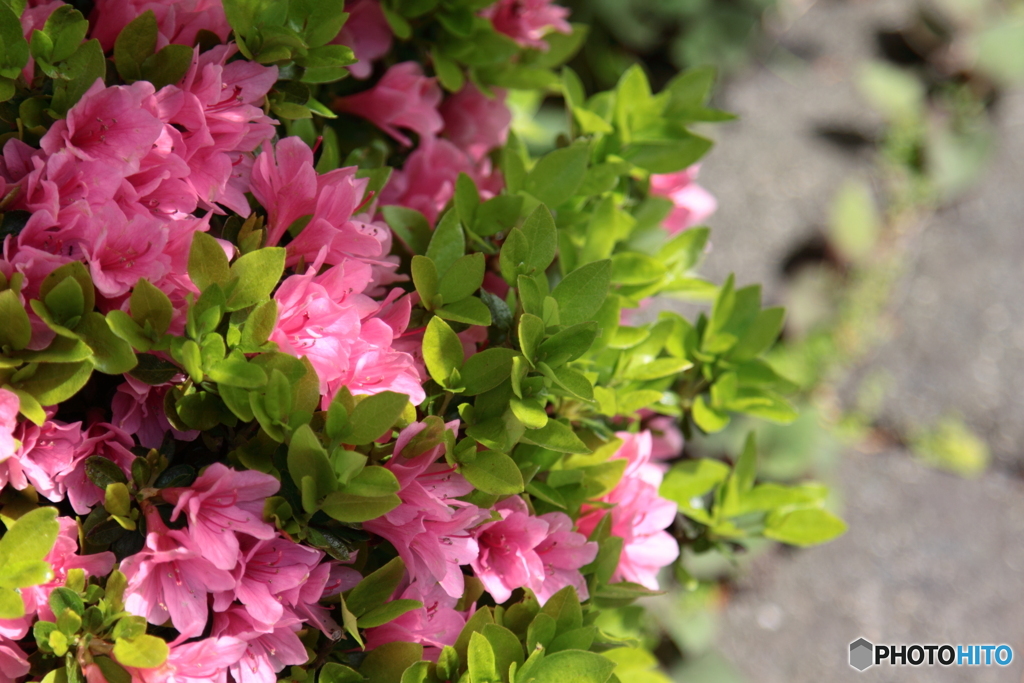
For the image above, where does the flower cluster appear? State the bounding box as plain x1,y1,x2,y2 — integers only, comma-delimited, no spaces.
0,1,843,682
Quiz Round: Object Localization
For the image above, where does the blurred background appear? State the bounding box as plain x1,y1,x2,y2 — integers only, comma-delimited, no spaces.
527,0,1024,680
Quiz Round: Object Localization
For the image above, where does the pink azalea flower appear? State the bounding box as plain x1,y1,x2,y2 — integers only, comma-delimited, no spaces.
161,463,280,571
364,580,467,654
212,607,309,683
647,415,684,462
649,166,718,234
120,522,236,637
379,137,476,225
334,62,443,146
0,388,19,460
212,534,324,628
271,256,425,407
440,84,512,162
128,635,248,683
481,0,572,50
276,561,349,640
532,512,598,603
364,421,486,599
62,422,137,515
334,0,393,79
0,636,29,683
81,204,171,298
90,0,232,51
111,376,200,449
0,417,83,503
40,80,163,177
250,137,385,268
471,496,550,604
577,432,680,590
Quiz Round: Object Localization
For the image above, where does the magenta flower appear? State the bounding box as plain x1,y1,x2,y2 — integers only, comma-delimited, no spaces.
334,62,444,146
128,635,248,683
440,84,512,162
379,137,477,225
532,512,598,603
0,636,29,683
364,421,486,598
334,0,393,79
120,523,236,637
212,534,324,628
111,376,200,449
0,389,19,460
212,607,309,683
0,416,83,503
577,432,680,590
471,495,549,604
364,580,467,655
161,463,280,571
649,166,718,234
40,80,163,177
90,0,232,51
481,0,572,50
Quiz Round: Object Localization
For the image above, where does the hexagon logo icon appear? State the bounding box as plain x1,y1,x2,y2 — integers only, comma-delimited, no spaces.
850,638,874,671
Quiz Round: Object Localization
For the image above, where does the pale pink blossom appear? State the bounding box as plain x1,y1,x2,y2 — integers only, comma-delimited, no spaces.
364,580,466,654
120,522,236,637
111,376,199,449
127,635,248,683
27,517,116,623
334,0,393,79
648,415,684,462
161,463,280,571
532,512,598,603
334,62,443,146
0,636,29,683
212,534,324,627
90,0,232,51
364,421,486,599
0,389,19,460
63,422,137,514
0,417,83,502
471,496,548,604
440,84,512,162
271,256,425,407
379,137,476,225
577,432,679,590
212,607,309,683
482,0,572,50
649,166,718,234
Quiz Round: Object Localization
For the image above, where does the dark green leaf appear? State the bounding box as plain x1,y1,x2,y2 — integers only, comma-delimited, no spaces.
551,260,611,327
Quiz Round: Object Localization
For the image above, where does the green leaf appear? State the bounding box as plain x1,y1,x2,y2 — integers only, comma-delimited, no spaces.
345,391,409,445
521,204,557,273
468,632,499,683
319,663,364,683
383,206,432,255
518,314,545,363
320,491,400,523
610,253,666,286
344,466,400,497
625,357,692,381
40,5,88,63
106,310,152,352
226,247,286,311
455,172,480,227
660,459,730,511
411,255,438,309
0,3,29,78
423,317,464,387
130,279,173,337
546,364,593,401
523,142,589,208
426,210,465,276
433,49,464,92
288,424,338,505
729,307,784,362
0,289,32,350
438,253,485,304
76,313,137,374
482,624,524,683
499,227,529,285
622,134,713,174
346,556,406,617
188,231,231,291
528,650,615,683
113,635,169,669
664,66,716,112
0,587,23,619
359,642,424,683
113,9,157,81
49,39,105,116
43,275,84,326
473,194,523,236
239,300,278,350
551,260,611,327
541,585,583,632
13,361,93,405
691,395,729,434
522,420,589,454
0,559,54,589
764,508,847,547
460,450,524,495
358,599,422,628
461,348,518,396
537,322,598,367
436,296,492,326
40,262,95,315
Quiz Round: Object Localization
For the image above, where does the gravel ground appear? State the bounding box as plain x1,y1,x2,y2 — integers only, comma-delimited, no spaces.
678,0,1024,679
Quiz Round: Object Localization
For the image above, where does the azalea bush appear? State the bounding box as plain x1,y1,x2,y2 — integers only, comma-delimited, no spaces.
0,1,845,682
